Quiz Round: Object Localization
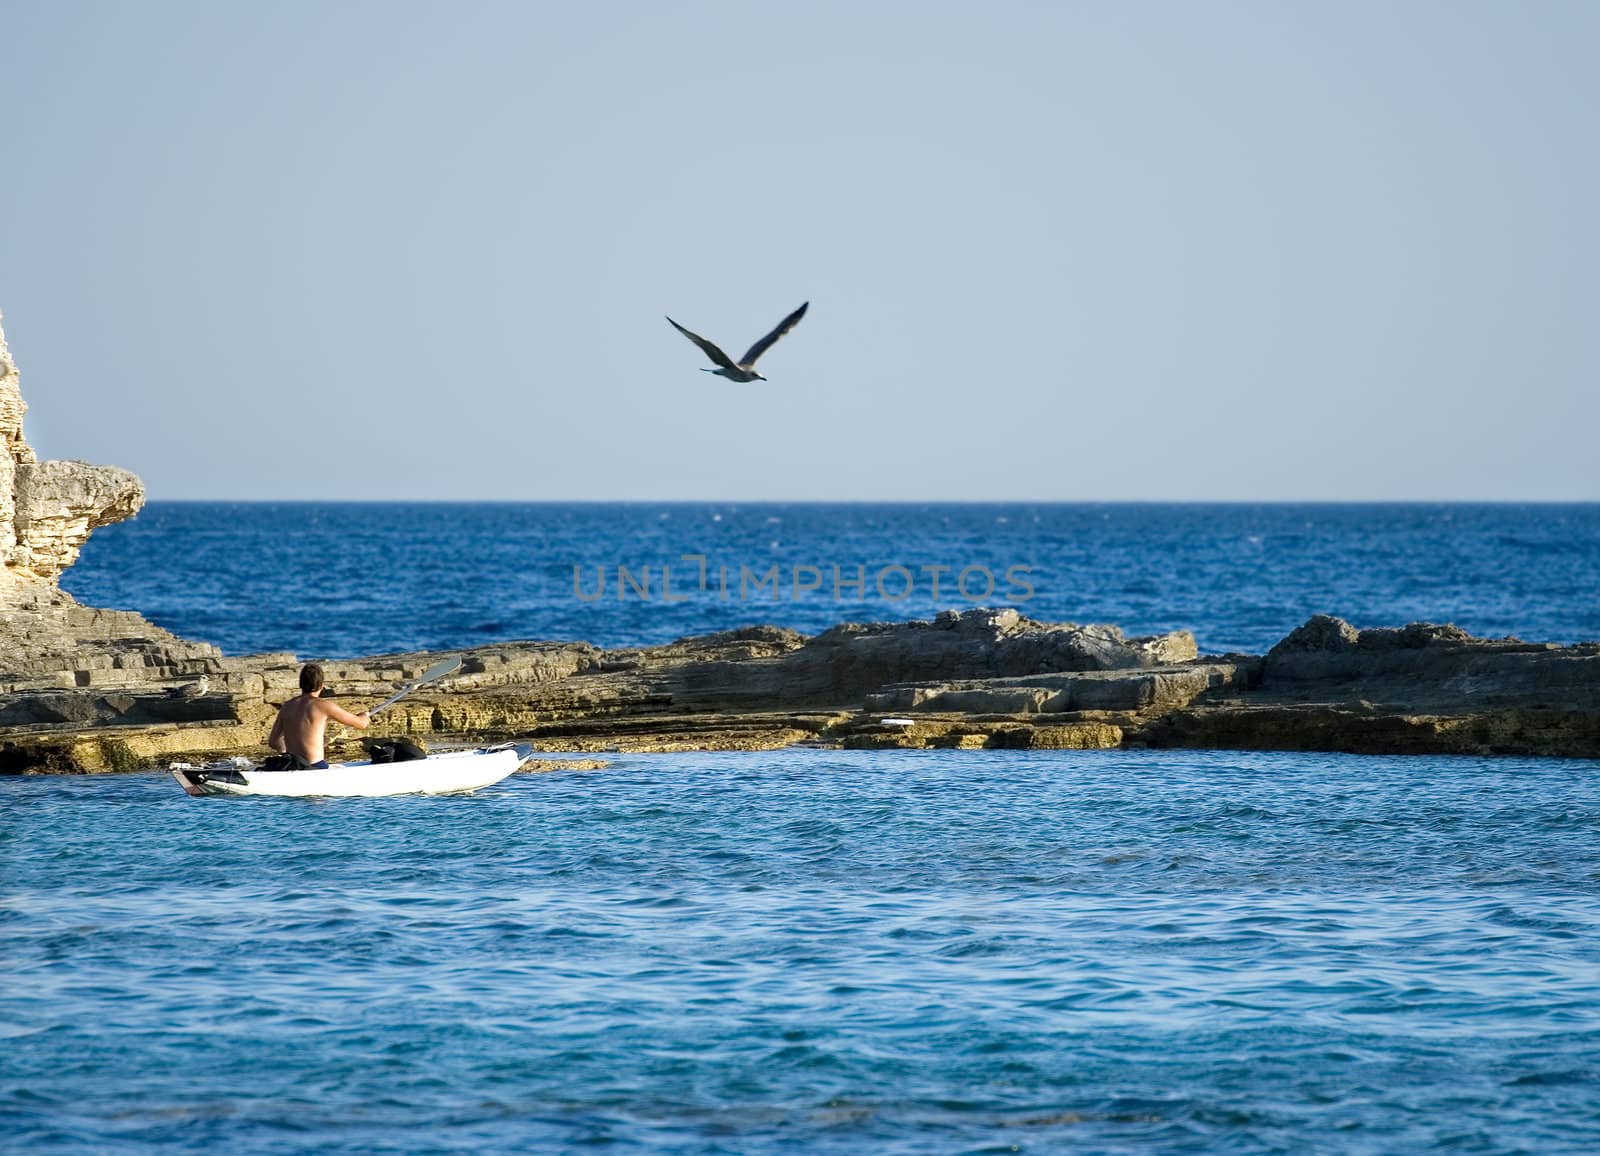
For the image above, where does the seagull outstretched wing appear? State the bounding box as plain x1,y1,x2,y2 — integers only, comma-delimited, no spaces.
666,317,740,374
739,301,809,367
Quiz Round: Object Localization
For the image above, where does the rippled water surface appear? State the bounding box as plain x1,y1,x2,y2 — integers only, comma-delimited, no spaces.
5,749,1600,1152
61,502,1600,657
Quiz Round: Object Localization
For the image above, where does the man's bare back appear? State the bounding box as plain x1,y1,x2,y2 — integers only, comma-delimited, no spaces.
268,664,369,766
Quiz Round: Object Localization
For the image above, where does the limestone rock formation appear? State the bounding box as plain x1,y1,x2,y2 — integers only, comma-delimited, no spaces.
0,310,221,692
9,458,146,581
3,609,1600,772
1,310,146,587
1261,614,1600,710
667,608,1199,708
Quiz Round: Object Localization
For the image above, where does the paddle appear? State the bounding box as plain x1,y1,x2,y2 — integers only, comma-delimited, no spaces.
368,656,463,716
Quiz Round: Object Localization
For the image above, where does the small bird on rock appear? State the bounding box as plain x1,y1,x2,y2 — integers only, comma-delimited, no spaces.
167,675,210,699
666,301,809,382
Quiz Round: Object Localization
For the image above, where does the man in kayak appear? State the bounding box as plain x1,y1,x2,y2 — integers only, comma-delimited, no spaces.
265,663,371,769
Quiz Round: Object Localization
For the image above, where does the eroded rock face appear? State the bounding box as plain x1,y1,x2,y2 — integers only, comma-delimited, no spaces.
669,607,1200,708
0,310,144,587
0,312,30,565
0,311,214,693
10,459,145,580
1261,614,1600,710
4,610,1600,771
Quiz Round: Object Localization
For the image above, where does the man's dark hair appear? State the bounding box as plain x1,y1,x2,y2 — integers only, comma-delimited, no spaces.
299,663,325,694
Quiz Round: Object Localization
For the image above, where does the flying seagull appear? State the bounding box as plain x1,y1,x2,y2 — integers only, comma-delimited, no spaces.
666,302,809,382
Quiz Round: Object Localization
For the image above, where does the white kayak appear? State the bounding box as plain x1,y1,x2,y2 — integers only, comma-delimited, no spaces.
171,744,533,798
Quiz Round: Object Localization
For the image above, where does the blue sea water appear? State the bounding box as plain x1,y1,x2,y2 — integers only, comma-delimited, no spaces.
59,502,1600,658
4,750,1600,1153
17,505,1600,1152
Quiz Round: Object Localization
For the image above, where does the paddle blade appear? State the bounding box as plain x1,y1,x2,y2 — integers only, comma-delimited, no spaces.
370,657,463,715
416,656,463,685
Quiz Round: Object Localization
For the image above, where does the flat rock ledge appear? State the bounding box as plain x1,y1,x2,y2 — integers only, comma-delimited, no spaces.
2,609,1597,774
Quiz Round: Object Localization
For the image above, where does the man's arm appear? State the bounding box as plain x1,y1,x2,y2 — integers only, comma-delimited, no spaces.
318,699,372,730
266,708,287,753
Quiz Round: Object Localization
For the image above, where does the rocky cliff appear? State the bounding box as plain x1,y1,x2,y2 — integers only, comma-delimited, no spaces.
0,311,147,587
0,310,222,684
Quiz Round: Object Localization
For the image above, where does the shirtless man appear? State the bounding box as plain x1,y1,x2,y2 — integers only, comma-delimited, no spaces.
266,663,371,768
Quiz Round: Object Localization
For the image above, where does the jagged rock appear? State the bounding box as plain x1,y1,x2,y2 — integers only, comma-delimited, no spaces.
1261,615,1599,710
9,458,143,580
1270,614,1360,653
0,311,145,586
670,608,1198,708
0,312,221,695
0,584,223,688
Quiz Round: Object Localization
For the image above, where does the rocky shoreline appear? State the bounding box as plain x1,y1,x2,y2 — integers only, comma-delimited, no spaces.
3,604,1598,772
2,311,1597,772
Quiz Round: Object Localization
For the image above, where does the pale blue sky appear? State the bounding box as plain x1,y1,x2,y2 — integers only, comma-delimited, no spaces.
1,1,1595,500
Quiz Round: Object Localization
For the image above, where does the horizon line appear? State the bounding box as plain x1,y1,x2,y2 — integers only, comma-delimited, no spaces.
133,497,1600,506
